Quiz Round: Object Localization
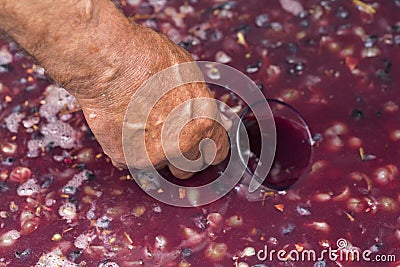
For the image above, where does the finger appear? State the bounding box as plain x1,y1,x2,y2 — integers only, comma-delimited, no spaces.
110,157,127,170
168,143,203,179
205,123,230,166
168,163,196,179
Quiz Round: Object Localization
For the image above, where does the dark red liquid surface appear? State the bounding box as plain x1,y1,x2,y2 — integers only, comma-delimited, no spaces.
245,116,312,190
0,0,400,266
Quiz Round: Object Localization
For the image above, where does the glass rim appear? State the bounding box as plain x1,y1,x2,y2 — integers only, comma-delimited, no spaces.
236,98,315,191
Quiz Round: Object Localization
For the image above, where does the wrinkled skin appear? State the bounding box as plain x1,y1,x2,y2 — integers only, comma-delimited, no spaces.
80,26,231,178
0,0,230,178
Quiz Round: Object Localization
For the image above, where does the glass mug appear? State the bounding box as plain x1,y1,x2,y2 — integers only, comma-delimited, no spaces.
237,98,314,192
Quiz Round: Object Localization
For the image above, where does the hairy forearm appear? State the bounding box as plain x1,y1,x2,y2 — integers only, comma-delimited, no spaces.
0,0,228,176
0,0,147,101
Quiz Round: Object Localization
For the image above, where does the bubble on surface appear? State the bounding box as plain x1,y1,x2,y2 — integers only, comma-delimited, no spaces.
62,170,91,195
27,140,44,158
74,233,94,250
215,51,232,64
94,215,112,229
4,112,24,133
17,179,40,197
35,249,79,267
59,202,77,222
42,121,76,148
39,85,78,122
27,121,77,158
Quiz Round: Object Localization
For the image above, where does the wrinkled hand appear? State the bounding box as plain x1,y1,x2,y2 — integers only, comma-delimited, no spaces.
78,26,230,179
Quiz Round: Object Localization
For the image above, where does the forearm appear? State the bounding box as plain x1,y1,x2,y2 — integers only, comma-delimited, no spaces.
0,0,227,176
0,0,146,101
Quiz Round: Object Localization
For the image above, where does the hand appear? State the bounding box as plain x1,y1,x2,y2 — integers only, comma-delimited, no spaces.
79,26,231,178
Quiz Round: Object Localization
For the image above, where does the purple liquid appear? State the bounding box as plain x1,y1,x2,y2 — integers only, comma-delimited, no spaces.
1,1,400,266
246,116,312,190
